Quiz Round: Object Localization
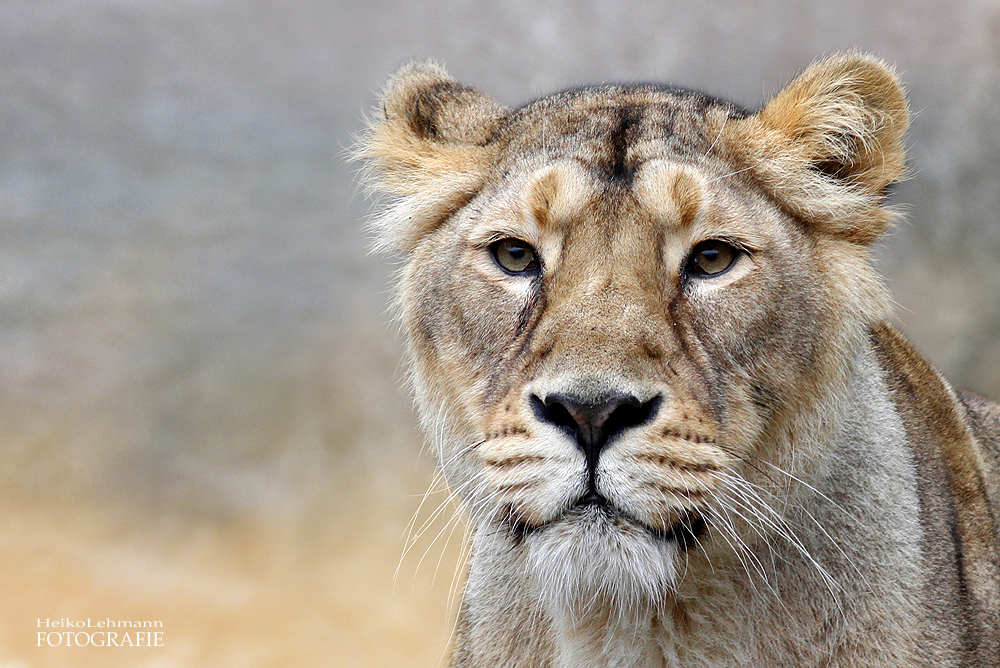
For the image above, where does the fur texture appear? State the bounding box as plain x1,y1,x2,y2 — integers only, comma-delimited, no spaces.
356,52,1000,667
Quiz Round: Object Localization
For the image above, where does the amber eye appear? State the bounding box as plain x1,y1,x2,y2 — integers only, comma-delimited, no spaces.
490,238,540,275
687,240,738,277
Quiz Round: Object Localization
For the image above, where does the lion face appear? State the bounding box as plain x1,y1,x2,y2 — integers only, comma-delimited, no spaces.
359,54,908,609
401,152,840,605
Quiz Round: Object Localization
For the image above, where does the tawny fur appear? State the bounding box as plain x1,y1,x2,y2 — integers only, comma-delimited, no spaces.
357,52,1000,667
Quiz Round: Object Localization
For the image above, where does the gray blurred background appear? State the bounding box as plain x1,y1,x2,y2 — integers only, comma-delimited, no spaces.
1,1,998,666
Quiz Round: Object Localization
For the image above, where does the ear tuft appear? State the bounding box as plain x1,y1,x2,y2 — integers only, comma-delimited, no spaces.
354,61,507,253
723,52,910,244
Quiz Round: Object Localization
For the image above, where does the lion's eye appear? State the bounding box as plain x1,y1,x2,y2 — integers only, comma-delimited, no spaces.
490,238,540,275
686,240,738,277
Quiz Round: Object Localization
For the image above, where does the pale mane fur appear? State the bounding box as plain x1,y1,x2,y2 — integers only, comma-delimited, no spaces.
357,52,1000,667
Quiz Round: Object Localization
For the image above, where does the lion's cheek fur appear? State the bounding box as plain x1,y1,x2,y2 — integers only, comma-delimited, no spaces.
399,232,535,485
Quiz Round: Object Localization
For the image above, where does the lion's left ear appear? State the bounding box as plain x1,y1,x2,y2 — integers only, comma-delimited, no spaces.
724,52,909,243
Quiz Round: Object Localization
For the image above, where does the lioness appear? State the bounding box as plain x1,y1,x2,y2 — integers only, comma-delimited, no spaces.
357,53,1000,667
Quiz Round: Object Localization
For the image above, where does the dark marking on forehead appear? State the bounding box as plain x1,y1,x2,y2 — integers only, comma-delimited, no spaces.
607,106,643,186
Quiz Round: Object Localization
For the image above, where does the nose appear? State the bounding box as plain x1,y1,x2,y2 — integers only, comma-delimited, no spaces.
531,391,662,469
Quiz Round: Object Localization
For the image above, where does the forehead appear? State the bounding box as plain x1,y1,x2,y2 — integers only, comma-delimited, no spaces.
491,85,749,187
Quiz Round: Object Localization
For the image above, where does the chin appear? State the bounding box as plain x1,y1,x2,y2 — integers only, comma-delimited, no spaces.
523,503,692,613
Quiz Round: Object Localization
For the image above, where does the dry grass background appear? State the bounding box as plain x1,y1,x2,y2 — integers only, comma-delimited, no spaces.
1,1,998,666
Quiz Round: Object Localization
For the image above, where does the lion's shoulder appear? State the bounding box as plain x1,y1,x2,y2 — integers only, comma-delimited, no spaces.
871,322,1000,463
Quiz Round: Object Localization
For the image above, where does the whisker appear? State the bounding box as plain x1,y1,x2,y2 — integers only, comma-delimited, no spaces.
704,165,754,184
759,460,863,524
412,493,466,586
735,475,845,605
703,468,847,619
403,476,475,556
700,488,774,589
396,470,450,585
431,498,469,588
446,514,473,619
703,114,728,158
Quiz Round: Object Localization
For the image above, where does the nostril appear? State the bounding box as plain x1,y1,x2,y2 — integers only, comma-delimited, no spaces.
604,397,661,437
530,394,578,435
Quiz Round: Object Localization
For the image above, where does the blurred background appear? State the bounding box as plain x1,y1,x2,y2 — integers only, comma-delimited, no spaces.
1,1,998,666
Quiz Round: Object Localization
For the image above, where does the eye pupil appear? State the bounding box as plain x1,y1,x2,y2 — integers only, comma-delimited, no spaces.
491,239,539,275
688,240,737,277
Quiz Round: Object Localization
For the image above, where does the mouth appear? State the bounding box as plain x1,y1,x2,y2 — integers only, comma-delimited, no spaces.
508,493,707,549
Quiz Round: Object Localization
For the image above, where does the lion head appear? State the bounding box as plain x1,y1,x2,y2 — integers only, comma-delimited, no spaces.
357,53,909,615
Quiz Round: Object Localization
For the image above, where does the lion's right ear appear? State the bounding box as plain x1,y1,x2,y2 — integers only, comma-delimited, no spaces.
354,61,507,253
721,52,909,244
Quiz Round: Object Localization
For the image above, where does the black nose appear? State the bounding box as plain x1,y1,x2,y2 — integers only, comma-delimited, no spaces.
531,391,661,469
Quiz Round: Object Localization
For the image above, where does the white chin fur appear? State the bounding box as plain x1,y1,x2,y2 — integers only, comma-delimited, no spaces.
525,506,681,614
